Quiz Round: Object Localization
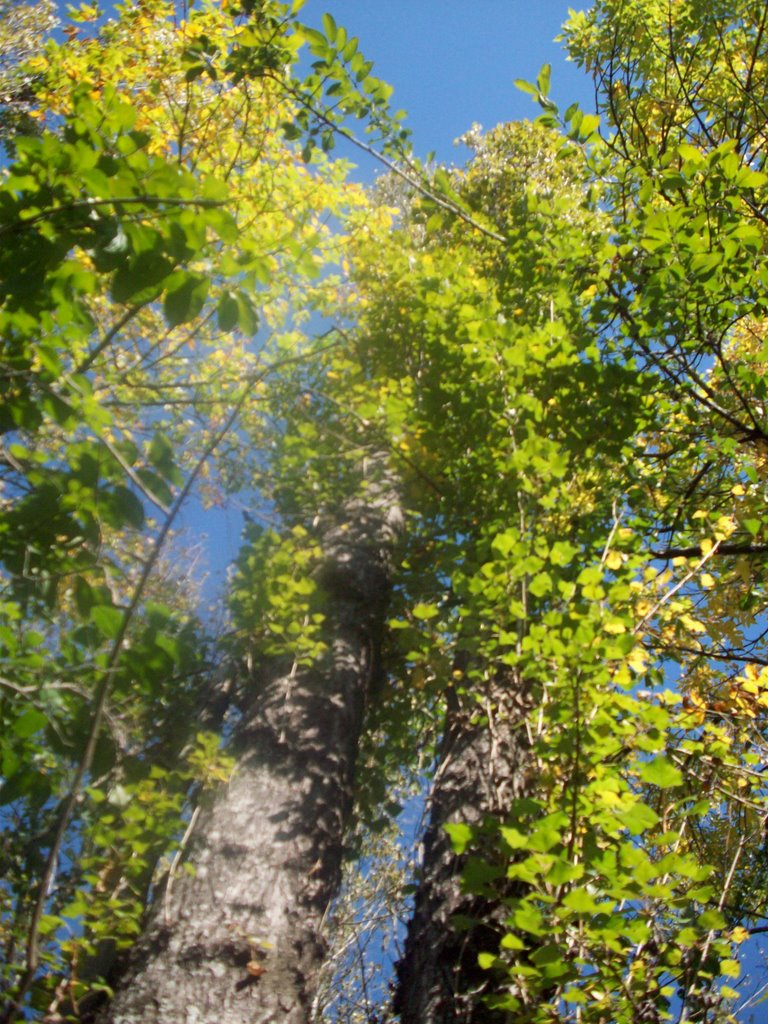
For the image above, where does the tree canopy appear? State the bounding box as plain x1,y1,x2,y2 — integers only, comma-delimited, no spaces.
1,1,768,1022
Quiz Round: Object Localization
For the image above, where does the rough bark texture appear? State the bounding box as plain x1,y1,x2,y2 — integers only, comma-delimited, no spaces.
395,670,533,1024
99,477,402,1024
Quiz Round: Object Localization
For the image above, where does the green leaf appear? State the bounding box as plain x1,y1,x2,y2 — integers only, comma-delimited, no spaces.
13,708,48,738
217,292,240,332
512,903,546,936
536,63,551,96
528,572,553,597
90,605,124,640
321,12,337,43
445,822,473,854
163,271,209,327
678,143,705,165
550,541,579,566
148,431,182,485
578,113,600,138
104,485,145,530
111,251,175,304
500,826,528,850
562,887,611,914
617,800,660,834
546,859,584,885
412,602,439,620
698,908,726,930
514,78,538,97
225,291,259,335
638,756,683,788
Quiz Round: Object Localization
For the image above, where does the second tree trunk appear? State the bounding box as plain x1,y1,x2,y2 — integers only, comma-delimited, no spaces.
395,670,533,1024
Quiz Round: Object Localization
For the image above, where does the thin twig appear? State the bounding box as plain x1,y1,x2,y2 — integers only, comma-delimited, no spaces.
0,196,226,237
163,804,201,925
274,76,507,246
634,540,722,635
75,304,143,375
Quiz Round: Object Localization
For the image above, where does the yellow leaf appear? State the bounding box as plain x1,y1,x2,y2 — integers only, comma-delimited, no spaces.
605,550,623,570
720,959,741,978
680,614,706,633
700,572,715,589
657,689,681,706
627,647,648,673
597,789,623,807
715,515,736,538
613,664,631,687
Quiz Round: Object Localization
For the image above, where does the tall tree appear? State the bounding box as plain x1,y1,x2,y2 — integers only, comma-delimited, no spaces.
390,4,768,1020
329,119,659,1022
0,1,395,1019
307,8,768,1013
99,462,402,1023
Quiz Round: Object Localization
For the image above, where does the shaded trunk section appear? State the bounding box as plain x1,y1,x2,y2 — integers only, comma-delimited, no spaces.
98,476,402,1024
395,670,533,1024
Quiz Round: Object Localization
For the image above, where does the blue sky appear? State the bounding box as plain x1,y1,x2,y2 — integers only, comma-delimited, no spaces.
306,1,595,163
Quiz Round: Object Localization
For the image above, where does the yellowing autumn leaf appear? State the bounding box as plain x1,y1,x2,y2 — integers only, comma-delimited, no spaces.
627,646,648,673
680,614,706,633
604,550,624,570
714,515,736,538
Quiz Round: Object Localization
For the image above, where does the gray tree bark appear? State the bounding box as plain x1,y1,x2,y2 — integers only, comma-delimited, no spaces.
98,474,402,1024
395,669,533,1024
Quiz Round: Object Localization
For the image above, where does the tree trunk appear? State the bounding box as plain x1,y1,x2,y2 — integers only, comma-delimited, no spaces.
98,475,402,1024
395,669,533,1024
